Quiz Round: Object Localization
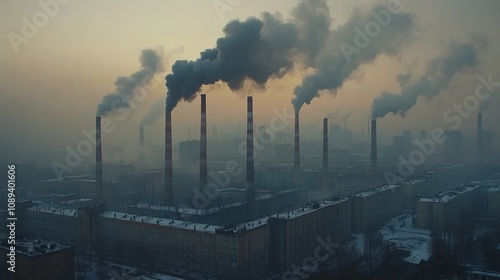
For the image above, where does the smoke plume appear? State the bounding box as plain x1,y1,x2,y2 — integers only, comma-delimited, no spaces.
371,40,485,119
291,5,416,113
165,1,416,113
97,48,164,116
164,0,360,112
140,98,164,126
165,13,299,112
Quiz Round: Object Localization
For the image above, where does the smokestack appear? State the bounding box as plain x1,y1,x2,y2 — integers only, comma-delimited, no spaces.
165,111,173,205
477,113,482,166
139,126,144,147
322,118,328,190
139,125,146,166
246,96,255,205
371,120,377,174
200,94,208,192
96,116,104,204
294,113,300,183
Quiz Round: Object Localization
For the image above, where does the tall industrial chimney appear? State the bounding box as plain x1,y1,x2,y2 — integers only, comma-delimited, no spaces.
139,126,145,147
199,94,208,192
477,113,482,166
139,125,145,165
322,118,329,190
96,116,104,204
370,119,377,174
165,111,174,205
294,113,300,185
246,96,255,205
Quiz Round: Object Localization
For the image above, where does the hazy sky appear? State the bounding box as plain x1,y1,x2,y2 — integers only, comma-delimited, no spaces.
1,0,499,170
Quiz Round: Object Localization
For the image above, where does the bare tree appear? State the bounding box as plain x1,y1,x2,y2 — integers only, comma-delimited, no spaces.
336,243,361,280
363,226,384,273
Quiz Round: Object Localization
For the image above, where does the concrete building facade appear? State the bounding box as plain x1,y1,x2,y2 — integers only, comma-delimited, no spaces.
416,184,480,232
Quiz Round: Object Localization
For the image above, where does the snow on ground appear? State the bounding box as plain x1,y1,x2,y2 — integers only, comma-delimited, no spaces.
379,214,432,265
75,256,186,280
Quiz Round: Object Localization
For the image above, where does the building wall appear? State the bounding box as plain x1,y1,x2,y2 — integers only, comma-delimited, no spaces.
488,189,500,218
97,216,218,275
270,199,351,269
416,185,479,232
20,210,79,246
351,185,402,232
401,180,431,211
216,224,270,279
0,246,74,280
97,215,269,280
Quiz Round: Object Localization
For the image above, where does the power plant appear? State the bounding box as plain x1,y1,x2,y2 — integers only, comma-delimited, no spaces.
7,1,500,279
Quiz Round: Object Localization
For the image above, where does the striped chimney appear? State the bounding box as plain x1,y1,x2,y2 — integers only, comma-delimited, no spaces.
165,111,174,205
199,94,208,191
139,126,145,147
371,119,377,174
294,113,300,184
477,113,482,166
96,116,104,204
322,118,329,190
246,96,255,205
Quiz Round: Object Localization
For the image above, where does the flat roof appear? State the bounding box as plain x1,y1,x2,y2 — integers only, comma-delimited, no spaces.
419,184,479,203
2,237,72,257
354,184,399,198
270,198,350,220
136,188,300,216
27,205,78,217
100,211,221,234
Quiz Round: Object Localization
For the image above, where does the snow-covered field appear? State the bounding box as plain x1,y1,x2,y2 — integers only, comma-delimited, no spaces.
379,214,432,264
75,255,187,280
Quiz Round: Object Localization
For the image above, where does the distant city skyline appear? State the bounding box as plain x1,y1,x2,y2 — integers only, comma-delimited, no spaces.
1,0,500,169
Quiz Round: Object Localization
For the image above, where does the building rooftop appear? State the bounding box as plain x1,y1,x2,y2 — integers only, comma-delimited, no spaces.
419,184,479,203
136,188,300,216
270,197,350,220
27,205,78,217
354,184,399,198
100,211,221,233
1,237,72,257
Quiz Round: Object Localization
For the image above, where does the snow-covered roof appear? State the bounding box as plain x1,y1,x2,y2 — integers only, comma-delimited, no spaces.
419,184,479,203
270,198,350,220
100,211,221,233
354,184,399,198
10,237,72,257
27,205,78,217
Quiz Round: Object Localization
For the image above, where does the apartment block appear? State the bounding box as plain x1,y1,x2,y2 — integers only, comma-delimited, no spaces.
416,184,480,232
270,198,351,270
351,184,402,232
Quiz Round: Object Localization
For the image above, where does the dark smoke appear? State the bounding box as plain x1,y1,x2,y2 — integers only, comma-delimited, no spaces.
97,48,164,116
371,40,485,119
165,0,344,112
291,0,332,66
291,5,416,113
165,13,298,112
